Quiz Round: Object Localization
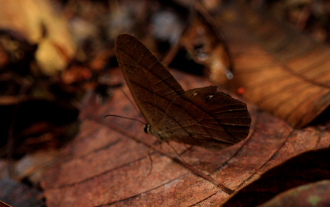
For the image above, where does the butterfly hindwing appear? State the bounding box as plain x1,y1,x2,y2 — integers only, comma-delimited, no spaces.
153,86,251,150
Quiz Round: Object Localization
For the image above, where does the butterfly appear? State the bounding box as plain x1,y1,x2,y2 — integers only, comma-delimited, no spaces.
115,34,251,150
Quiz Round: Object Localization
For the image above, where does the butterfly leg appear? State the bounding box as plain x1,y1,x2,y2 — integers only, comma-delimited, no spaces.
146,140,163,175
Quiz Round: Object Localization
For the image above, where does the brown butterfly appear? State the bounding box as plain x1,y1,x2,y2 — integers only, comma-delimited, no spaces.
115,34,251,150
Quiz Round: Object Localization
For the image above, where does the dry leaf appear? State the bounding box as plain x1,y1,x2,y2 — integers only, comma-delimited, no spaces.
0,0,76,75
15,150,59,185
0,200,12,207
181,3,232,85
214,3,330,128
41,67,330,206
38,2,330,206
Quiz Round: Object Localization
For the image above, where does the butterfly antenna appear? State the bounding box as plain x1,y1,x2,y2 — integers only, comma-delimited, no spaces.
120,88,144,118
104,114,145,125
147,148,154,176
146,140,163,175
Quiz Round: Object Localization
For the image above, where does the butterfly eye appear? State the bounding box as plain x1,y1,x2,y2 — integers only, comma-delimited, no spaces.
144,124,151,134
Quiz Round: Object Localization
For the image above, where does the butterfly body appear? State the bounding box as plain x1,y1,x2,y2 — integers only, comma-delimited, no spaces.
115,34,251,150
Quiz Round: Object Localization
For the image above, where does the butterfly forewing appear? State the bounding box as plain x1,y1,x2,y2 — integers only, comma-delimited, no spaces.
115,34,185,127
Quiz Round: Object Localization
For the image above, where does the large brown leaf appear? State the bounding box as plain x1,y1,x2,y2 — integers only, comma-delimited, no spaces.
214,3,330,128
41,67,330,206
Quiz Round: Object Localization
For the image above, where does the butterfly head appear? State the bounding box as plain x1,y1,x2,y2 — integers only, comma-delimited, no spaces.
144,124,151,134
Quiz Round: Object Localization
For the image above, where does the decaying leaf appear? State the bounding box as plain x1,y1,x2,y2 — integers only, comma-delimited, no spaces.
181,3,233,85
215,3,330,128
15,150,59,185
38,1,330,206
41,68,330,206
0,200,12,207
